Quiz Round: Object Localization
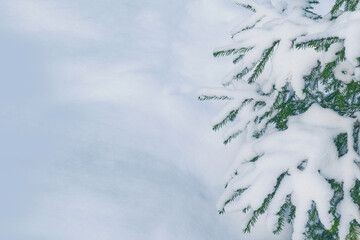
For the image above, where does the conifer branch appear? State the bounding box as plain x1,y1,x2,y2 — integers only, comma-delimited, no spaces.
248,41,279,84
243,172,287,233
273,195,293,234
295,37,343,51
213,47,252,58
331,0,346,15
345,0,360,11
223,131,241,145
236,3,256,12
198,95,232,101
219,188,248,214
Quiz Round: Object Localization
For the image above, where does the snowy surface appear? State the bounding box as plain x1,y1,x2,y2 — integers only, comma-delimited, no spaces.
0,0,341,239
0,0,296,239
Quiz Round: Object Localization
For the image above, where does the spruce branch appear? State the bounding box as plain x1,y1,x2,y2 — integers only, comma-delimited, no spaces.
243,172,287,233
213,47,252,58
295,37,343,51
331,0,347,15
248,40,280,84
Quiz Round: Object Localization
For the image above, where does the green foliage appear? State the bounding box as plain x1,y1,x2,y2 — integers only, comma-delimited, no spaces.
205,1,360,143
249,155,260,163
296,37,343,51
223,131,241,145
233,54,244,64
304,180,344,239
304,203,337,240
331,0,360,15
219,188,247,214
269,86,313,130
304,1,322,19
353,121,360,154
300,47,360,117
348,184,360,240
236,3,256,12
273,194,296,234
347,220,360,240
334,133,348,157
248,41,280,84
232,64,255,82
198,95,232,101
213,47,252,58
351,180,360,208
243,172,288,233
328,179,343,236
233,19,262,37
331,0,346,15
345,0,360,11
212,99,253,131
297,160,308,171
213,109,240,131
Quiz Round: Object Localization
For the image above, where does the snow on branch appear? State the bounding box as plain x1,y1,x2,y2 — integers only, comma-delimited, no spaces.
201,0,360,239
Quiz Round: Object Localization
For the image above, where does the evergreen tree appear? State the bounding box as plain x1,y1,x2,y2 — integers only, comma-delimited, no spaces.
200,0,360,239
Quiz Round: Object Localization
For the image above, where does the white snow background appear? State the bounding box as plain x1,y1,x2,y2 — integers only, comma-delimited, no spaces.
0,0,331,239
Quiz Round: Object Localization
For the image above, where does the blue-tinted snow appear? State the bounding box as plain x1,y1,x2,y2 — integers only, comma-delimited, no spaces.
0,0,330,239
